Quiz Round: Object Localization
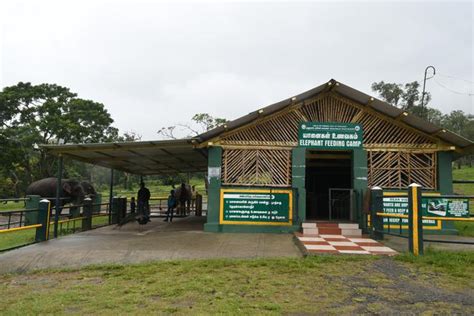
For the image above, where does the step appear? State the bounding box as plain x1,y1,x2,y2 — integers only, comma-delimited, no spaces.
302,222,317,229
314,222,339,228
341,228,362,236
338,223,359,230
302,228,319,235
317,227,342,235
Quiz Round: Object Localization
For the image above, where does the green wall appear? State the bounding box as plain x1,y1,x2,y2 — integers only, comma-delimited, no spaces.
203,146,222,232
437,151,456,234
352,149,368,228
292,147,306,224
204,146,300,233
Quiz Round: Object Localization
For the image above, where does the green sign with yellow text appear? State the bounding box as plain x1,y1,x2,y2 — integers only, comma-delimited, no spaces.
298,122,363,149
220,189,293,226
382,196,470,230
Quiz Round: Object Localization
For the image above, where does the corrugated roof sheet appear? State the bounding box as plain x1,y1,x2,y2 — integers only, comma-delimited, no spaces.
42,139,207,175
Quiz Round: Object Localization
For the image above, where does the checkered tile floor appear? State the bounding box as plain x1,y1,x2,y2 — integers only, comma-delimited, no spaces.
295,233,397,255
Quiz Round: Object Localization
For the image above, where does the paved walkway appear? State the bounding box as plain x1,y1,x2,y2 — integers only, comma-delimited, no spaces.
295,233,397,255
383,234,474,252
0,217,301,274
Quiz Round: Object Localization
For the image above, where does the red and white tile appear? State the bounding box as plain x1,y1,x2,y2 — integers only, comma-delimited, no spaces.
295,233,397,256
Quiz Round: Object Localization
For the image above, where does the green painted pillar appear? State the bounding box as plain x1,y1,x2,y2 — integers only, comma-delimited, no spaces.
369,187,384,240
82,198,93,231
94,193,102,213
437,152,453,194
35,199,51,242
25,195,41,226
204,146,222,232
353,149,368,226
437,151,456,233
292,147,306,224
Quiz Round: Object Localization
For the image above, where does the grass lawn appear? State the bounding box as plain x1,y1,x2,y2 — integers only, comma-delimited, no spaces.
0,201,24,212
0,215,110,252
453,166,474,236
0,250,472,314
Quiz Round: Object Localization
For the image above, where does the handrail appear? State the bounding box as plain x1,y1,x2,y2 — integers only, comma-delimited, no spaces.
0,224,42,233
0,198,29,203
376,212,473,222
453,180,474,184
0,208,40,214
376,212,409,219
422,216,474,222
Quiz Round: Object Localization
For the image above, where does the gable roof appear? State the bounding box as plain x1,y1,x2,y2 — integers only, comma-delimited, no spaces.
196,79,473,151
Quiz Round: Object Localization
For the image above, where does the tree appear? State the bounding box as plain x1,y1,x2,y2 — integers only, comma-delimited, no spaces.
157,113,227,139
371,80,474,167
0,82,119,195
371,81,431,112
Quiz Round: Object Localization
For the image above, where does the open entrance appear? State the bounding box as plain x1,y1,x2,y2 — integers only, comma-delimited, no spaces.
305,150,353,221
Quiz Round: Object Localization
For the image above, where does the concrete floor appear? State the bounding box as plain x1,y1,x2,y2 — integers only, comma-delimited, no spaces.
0,216,302,274
383,234,474,252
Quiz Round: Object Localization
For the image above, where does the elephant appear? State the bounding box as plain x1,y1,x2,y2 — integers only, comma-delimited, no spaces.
174,183,192,215
80,181,97,199
25,177,86,210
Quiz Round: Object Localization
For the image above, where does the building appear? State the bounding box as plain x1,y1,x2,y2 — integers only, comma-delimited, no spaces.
44,79,473,233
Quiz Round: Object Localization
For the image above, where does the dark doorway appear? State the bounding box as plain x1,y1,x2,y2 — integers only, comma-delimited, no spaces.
305,151,352,220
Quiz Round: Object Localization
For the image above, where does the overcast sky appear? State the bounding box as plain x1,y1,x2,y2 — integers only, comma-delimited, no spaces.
1,0,473,140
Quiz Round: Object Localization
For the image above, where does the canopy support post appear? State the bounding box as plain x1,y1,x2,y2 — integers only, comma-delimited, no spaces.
109,169,114,225
54,155,63,238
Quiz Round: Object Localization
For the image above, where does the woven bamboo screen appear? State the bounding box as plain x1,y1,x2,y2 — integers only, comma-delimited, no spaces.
367,151,437,189
219,93,440,189
222,149,292,187
221,94,435,149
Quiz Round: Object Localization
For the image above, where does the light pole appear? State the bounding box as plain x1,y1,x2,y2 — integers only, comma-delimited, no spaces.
421,66,436,109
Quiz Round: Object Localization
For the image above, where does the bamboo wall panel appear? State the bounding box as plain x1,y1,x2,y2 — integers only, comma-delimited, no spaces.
367,151,436,189
222,149,292,187
221,93,435,149
219,93,440,189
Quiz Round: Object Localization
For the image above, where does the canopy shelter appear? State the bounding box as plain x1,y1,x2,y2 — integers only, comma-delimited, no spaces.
42,138,207,175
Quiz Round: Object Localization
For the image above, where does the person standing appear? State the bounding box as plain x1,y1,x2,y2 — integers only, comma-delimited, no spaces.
164,190,176,222
137,182,151,224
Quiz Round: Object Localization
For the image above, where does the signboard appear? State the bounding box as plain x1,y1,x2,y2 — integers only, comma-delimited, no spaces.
220,189,293,226
382,197,440,229
298,122,363,149
208,167,221,179
425,198,470,218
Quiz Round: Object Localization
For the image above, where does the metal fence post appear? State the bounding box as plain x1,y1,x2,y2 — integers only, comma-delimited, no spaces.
408,183,424,256
35,199,51,242
54,155,64,238
370,186,384,240
111,197,119,224
25,195,41,226
82,198,93,231
196,194,203,216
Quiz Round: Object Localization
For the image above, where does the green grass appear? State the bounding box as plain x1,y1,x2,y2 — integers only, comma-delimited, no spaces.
0,215,110,251
0,201,24,212
452,166,474,236
0,229,36,251
396,248,474,279
0,254,472,314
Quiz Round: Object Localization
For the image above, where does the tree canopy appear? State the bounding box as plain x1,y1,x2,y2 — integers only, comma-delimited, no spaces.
371,80,474,167
0,82,120,195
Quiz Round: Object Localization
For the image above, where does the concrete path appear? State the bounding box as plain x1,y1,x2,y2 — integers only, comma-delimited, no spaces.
0,217,301,274
384,234,474,252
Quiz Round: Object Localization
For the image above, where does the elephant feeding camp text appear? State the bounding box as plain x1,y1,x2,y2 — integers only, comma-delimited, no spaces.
298,122,363,149
220,189,292,225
